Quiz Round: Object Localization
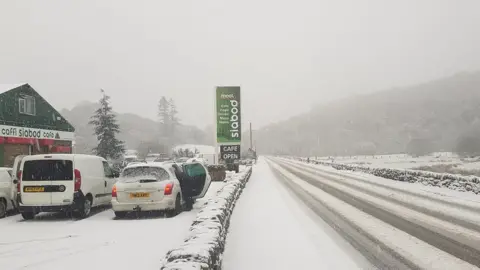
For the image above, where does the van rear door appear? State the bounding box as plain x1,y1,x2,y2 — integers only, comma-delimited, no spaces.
21,159,52,206
21,158,74,206
48,158,75,206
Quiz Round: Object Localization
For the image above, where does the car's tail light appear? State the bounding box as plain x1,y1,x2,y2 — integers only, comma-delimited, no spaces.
164,182,174,195
112,184,117,198
17,170,22,192
74,169,81,191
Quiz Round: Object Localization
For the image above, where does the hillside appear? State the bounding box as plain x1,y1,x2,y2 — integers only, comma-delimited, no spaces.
61,102,208,154
254,72,480,156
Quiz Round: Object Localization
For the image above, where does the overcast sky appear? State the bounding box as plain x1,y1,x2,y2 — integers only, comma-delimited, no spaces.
1,0,479,130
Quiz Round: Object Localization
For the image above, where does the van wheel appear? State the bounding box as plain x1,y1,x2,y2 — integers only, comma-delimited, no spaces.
21,212,36,220
73,196,92,219
0,199,7,218
166,195,181,218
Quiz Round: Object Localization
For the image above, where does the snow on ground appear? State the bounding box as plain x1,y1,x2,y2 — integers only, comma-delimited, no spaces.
222,158,367,270
458,161,480,171
310,153,480,177
313,152,461,169
289,158,480,204
271,161,479,270
0,182,225,270
160,168,252,269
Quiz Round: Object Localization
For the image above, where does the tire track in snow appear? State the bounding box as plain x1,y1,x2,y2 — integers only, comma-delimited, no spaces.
281,159,480,234
267,157,480,270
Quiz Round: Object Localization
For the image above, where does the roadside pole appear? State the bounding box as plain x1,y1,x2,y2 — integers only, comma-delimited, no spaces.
213,87,218,165
249,122,253,150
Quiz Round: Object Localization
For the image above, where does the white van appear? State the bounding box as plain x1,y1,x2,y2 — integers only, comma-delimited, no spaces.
17,154,119,220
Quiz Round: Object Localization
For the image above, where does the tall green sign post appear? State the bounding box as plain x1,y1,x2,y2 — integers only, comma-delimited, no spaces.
215,86,241,170
216,86,241,143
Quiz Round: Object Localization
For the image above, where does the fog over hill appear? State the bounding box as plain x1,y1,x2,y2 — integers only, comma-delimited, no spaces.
253,72,480,156
61,101,209,154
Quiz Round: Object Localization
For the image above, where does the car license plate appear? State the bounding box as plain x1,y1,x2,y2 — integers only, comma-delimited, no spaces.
130,192,150,198
24,186,45,192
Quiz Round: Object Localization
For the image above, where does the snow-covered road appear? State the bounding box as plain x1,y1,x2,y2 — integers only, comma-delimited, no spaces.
0,182,225,270
222,158,372,270
269,157,480,269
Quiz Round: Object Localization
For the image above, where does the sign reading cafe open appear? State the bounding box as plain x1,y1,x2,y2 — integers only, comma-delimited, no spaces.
0,125,75,141
216,86,241,143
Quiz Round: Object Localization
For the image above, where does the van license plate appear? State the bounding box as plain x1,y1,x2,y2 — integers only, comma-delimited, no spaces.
130,192,150,198
24,186,45,192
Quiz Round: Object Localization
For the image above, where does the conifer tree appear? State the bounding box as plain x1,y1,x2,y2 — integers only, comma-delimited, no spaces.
89,89,125,159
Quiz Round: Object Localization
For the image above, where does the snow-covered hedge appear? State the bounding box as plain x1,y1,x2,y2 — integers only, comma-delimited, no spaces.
160,167,253,270
296,158,480,194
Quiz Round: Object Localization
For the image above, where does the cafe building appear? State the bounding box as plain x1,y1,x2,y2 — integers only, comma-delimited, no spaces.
0,83,75,167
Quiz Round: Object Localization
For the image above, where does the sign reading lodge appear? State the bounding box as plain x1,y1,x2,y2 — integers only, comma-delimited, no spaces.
0,124,75,141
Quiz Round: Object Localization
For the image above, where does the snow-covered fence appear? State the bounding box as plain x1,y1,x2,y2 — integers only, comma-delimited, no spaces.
295,157,480,194
160,166,253,270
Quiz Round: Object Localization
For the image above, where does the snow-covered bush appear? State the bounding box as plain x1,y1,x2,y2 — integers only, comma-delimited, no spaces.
299,158,480,194
160,167,252,270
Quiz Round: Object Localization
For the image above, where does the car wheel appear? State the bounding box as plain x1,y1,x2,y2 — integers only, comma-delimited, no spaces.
21,212,36,220
114,211,127,219
73,196,92,219
166,194,182,218
0,199,7,219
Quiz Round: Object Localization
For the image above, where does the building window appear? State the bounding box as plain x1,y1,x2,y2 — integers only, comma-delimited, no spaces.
19,96,36,115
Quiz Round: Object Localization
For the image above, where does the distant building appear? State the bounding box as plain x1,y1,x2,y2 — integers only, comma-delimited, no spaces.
0,83,75,166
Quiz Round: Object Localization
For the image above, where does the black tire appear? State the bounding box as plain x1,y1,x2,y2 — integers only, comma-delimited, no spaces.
114,211,127,219
73,196,92,219
0,199,7,219
21,212,36,220
166,194,182,217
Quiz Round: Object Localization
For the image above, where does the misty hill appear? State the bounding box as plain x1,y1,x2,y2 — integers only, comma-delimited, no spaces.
254,72,480,156
61,102,208,154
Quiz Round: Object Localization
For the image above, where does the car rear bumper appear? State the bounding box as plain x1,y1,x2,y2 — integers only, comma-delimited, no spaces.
111,198,175,212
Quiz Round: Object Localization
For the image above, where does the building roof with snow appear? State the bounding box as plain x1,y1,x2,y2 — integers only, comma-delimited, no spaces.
0,83,28,94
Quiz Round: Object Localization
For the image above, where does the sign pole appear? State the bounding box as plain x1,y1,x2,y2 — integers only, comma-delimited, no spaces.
249,122,253,150
213,87,218,165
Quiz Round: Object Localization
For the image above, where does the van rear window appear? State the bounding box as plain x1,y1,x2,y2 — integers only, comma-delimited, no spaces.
22,160,73,181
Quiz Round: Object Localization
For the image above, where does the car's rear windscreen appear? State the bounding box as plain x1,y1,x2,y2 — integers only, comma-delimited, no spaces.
22,160,73,181
120,166,169,182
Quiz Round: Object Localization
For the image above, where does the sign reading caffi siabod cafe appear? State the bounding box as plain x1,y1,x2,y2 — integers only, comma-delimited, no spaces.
216,86,241,143
0,124,75,141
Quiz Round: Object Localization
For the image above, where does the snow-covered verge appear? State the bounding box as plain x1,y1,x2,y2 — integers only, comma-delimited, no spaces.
310,152,461,169
295,157,480,195
160,167,253,270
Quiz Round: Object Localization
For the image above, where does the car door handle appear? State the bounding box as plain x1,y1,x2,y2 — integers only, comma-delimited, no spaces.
105,181,107,187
